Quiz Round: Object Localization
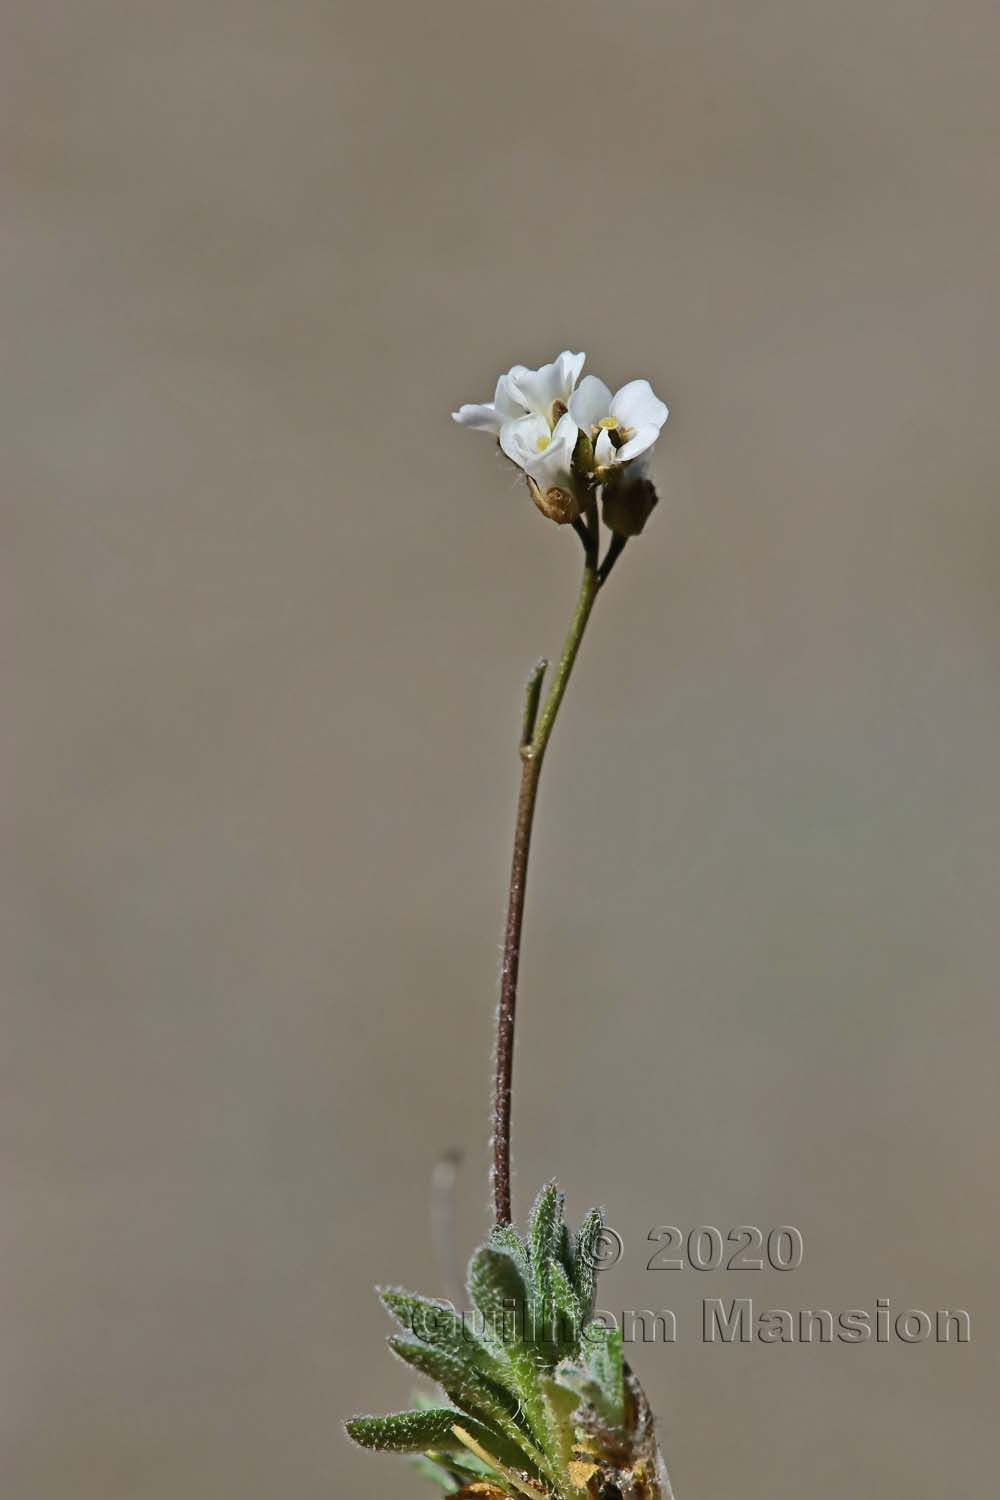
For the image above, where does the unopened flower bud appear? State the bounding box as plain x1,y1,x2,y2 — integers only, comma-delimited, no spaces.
601,473,659,536
571,426,595,486
526,475,581,526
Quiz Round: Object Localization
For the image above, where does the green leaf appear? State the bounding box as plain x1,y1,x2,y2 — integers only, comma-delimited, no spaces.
352,1185,662,1496
467,1247,529,1341
466,1246,550,1443
584,1324,625,1429
387,1338,550,1477
345,1407,463,1453
528,1182,561,1313
450,1422,554,1500
379,1288,500,1376
556,1219,575,1283
422,1446,495,1485
347,1407,523,1471
539,1375,582,1487
550,1258,582,1354
489,1223,531,1281
573,1207,603,1320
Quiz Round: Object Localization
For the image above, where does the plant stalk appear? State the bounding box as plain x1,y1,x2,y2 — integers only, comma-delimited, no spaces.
492,533,603,1224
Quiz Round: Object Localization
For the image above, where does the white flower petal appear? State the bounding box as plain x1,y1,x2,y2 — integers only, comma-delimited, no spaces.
452,401,502,433
495,372,531,421
512,365,563,418
610,379,668,433
594,428,616,467
510,350,586,419
555,350,586,396
550,410,580,450
527,413,578,490
569,375,614,430
499,412,551,470
616,424,660,464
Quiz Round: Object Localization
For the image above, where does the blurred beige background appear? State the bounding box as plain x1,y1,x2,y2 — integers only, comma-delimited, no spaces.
6,2,1000,1496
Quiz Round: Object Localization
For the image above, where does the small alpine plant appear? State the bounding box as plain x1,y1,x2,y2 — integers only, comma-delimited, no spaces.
346,352,675,1500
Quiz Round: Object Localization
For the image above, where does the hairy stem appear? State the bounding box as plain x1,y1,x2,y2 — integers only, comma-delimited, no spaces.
493,538,602,1225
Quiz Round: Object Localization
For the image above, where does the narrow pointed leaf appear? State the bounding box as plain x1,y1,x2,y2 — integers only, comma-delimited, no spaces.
346,1407,463,1453
573,1207,603,1320
550,1259,583,1354
379,1288,500,1376
490,1223,531,1281
452,1424,551,1500
466,1246,548,1439
528,1182,561,1309
387,1338,551,1477
467,1247,528,1338
556,1219,575,1283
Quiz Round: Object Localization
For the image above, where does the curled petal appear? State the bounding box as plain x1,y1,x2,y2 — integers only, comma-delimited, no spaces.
528,411,579,491
452,402,502,432
569,375,614,431
610,379,668,433
509,351,586,420
554,349,586,396
594,428,617,468
615,423,661,464
499,412,551,471
494,372,531,422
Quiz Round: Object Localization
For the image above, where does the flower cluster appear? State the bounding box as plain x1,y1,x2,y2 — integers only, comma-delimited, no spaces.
453,350,668,536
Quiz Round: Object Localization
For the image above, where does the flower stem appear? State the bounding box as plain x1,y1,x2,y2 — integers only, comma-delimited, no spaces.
492,541,602,1225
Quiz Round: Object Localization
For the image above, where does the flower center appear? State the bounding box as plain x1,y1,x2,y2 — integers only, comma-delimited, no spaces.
592,415,634,450
535,434,550,452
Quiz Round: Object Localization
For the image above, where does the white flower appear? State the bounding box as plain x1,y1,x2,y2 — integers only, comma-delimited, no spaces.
452,351,586,435
568,376,668,468
499,410,579,493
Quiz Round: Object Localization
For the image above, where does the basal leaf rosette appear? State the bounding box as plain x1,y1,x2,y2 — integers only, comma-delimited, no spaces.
346,1183,674,1499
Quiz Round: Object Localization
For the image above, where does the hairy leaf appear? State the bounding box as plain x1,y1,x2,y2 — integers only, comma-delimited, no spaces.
346,1407,463,1453
572,1208,603,1320
388,1337,550,1477
556,1220,575,1284
489,1223,531,1281
583,1325,625,1429
467,1247,529,1341
380,1288,500,1376
528,1182,561,1313
550,1259,582,1355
